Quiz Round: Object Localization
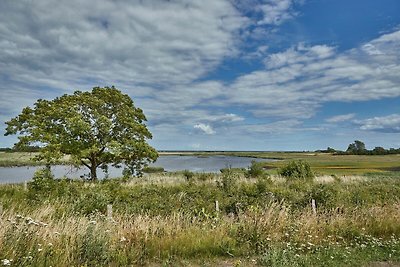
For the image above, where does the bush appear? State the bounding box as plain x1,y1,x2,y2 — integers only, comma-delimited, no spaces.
278,160,314,181
196,173,215,182
245,160,266,178
27,166,56,199
142,166,165,173
182,170,195,182
217,167,238,194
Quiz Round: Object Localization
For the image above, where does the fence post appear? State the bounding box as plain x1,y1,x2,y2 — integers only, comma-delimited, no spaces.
0,203,3,216
107,204,113,219
24,181,28,191
311,199,317,215
215,200,219,213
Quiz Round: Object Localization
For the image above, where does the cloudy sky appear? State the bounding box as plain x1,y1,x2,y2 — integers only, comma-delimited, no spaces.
1,0,400,151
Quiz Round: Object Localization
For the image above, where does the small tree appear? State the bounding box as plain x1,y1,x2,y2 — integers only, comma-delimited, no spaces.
5,86,158,180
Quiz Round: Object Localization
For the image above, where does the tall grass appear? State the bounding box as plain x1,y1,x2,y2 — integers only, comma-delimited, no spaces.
0,171,399,265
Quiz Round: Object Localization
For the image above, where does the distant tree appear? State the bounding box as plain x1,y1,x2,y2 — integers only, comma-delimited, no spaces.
372,146,387,155
326,147,336,153
346,140,366,154
5,86,158,180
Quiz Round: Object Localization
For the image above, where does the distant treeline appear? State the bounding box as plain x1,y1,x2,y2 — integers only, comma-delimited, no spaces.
317,140,400,155
0,146,40,152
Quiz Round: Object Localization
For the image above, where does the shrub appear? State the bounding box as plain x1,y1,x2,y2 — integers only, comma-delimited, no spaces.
182,169,195,182
27,166,56,199
196,172,215,182
278,160,314,181
217,167,238,194
142,166,165,173
245,160,266,178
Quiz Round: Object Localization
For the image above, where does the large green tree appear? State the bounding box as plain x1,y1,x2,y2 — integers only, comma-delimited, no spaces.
5,86,158,180
346,140,366,154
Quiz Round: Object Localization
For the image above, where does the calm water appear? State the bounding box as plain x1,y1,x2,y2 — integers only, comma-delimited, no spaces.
0,155,272,184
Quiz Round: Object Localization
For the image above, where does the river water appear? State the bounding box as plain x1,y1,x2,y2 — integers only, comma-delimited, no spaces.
0,155,272,184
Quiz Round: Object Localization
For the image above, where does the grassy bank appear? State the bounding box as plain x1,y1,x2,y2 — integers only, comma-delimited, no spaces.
192,151,400,176
0,152,72,167
1,171,400,266
2,151,399,176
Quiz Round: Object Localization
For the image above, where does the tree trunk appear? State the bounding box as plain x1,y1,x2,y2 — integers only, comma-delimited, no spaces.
90,155,97,181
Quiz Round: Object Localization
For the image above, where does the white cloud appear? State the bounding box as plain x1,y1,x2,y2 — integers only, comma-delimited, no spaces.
227,30,400,120
258,0,295,26
362,44,383,55
355,114,400,133
0,0,247,90
264,43,335,69
1,0,399,150
194,123,216,135
208,113,245,123
325,114,356,123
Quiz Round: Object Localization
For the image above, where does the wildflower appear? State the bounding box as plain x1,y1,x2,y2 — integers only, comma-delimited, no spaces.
48,243,53,246
1,259,12,266
27,220,39,226
38,248,43,252
120,237,127,242
89,220,97,225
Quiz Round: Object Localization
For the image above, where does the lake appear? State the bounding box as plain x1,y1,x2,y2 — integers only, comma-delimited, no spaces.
0,155,272,184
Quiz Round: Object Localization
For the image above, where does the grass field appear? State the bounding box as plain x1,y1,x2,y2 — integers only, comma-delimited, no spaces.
1,151,400,176
1,151,400,266
191,151,400,175
0,167,400,266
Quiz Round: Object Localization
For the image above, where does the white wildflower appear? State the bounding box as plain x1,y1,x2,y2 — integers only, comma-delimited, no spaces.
1,259,12,266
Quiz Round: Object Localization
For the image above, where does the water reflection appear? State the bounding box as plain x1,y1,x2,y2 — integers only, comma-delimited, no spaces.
0,155,272,184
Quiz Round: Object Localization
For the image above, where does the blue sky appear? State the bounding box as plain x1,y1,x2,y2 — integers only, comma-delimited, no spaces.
0,0,399,151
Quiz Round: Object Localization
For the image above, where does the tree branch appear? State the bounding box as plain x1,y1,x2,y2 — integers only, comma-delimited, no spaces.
81,160,90,169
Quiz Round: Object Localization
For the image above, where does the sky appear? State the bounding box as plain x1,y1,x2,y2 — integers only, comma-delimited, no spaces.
0,0,400,151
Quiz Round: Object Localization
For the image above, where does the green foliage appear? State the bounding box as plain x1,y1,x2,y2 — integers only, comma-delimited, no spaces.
278,160,314,181
182,169,195,182
78,224,110,265
346,140,367,154
217,167,239,194
195,172,215,182
1,174,400,266
142,166,165,173
5,86,158,180
27,167,56,199
245,160,266,178
255,176,271,194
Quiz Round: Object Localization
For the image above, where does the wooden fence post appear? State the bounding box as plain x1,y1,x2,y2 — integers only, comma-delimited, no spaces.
24,181,28,191
311,199,317,215
215,200,219,213
107,204,113,219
